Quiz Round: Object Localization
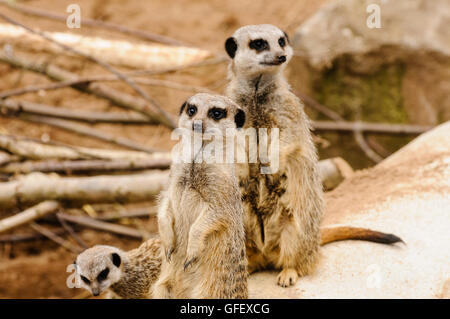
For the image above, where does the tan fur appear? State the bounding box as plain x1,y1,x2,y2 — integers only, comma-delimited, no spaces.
152,93,248,299
225,24,323,287
75,238,161,298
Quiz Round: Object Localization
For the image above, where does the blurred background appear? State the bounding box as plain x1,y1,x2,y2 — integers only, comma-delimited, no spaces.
0,0,448,298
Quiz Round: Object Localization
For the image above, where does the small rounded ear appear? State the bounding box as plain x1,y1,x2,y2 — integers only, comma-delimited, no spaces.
111,253,121,267
234,109,246,128
283,31,290,44
225,37,237,59
179,101,187,115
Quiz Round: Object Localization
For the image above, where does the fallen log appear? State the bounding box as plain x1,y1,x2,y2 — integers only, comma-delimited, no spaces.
0,23,210,69
0,134,170,161
0,171,169,208
0,150,19,166
0,201,59,233
0,0,189,47
0,158,172,174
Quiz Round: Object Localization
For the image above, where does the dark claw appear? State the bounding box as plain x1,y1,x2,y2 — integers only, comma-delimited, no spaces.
166,248,174,262
183,257,198,271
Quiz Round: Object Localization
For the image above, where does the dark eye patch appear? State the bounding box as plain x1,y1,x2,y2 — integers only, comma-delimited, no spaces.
208,107,227,121
187,104,197,117
97,268,109,282
249,39,269,52
278,37,286,48
80,275,90,285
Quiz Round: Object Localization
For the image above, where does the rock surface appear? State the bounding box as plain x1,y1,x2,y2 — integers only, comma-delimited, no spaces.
290,0,450,126
249,121,450,298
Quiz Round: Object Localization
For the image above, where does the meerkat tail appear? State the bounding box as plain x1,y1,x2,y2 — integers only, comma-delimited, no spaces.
320,226,404,246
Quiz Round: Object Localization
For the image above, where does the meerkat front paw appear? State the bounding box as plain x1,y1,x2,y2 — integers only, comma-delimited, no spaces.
277,268,298,287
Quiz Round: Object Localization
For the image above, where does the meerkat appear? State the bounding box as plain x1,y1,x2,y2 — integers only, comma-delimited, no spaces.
75,237,161,298
224,24,402,287
152,93,248,299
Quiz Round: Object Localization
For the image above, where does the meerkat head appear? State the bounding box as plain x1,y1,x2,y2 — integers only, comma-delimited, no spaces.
225,24,293,77
178,93,246,134
75,245,124,297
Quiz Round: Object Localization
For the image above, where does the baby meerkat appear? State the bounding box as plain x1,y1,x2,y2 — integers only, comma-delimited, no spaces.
224,24,402,287
152,93,248,299
75,238,161,298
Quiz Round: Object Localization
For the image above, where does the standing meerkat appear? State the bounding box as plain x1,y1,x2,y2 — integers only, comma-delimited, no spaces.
75,237,161,298
224,24,402,287
152,93,248,299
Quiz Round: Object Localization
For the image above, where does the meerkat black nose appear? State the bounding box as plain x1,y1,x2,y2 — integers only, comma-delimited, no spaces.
277,55,287,63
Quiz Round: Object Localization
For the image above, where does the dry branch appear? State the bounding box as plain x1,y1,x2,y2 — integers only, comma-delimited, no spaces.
0,201,59,233
56,213,88,249
0,228,66,243
0,171,169,208
353,129,383,163
96,207,158,220
14,113,159,153
0,0,189,46
0,77,212,99
0,134,170,161
0,99,149,124
58,213,143,239
312,121,431,135
30,222,82,253
0,38,175,128
0,17,176,128
0,158,172,174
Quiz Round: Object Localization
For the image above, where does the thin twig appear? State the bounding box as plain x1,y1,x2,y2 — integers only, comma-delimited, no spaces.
296,91,394,161
0,0,190,47
30,222,82,253
0,228,66,243
58,213,143,239
0,50,174,126
56,213,88,250
312,121,431,135
13,113,160,153
0,99,149,124
0,13,176,128
353,125,383,163
0,77,214,99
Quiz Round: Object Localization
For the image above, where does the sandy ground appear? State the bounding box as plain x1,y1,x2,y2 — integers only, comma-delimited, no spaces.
249,122,450,299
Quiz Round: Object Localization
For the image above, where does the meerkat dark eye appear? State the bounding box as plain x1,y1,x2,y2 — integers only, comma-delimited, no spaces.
278,37,286,48
97,268,109,282
208,108,227,121
187,105,197,117
80,275,90,285
249,39,269,52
